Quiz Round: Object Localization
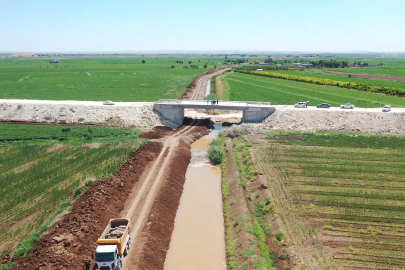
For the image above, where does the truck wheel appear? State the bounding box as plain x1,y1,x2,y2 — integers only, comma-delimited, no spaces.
124,246,128,256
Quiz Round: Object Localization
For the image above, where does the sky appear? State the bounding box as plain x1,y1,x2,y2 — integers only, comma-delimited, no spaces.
0,0,404,53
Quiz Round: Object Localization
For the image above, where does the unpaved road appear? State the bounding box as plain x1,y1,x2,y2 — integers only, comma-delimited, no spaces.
187,67,233,100
121,120,207,269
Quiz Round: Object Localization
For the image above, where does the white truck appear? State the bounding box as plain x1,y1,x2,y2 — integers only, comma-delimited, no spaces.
93,219,131,270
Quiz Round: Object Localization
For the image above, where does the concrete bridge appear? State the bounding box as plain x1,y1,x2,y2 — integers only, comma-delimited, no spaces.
154,100,275,128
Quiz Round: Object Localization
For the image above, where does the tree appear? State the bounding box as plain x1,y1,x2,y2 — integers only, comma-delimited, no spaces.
188,61,192,64
204,63,208,68
142,60,146,64
171,65,175,68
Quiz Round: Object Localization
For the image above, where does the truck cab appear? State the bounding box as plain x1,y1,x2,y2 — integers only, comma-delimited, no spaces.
95,245,122,270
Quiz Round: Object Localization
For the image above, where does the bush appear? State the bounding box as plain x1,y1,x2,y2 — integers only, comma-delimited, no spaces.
275,231,285,241
278,254,288,260
208,145,225,165
85,180,94,187
73,187,85,198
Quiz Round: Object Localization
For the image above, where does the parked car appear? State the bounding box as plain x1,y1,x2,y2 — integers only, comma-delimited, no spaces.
103,100,115,105
382,105,391,112
316,103,331,108
340,103,355,109
294,102,308,108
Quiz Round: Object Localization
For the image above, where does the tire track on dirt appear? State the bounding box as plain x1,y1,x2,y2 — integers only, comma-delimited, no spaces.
122,119,208,270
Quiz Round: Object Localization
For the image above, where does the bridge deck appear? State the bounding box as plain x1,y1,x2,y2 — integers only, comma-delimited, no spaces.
178,100,271,110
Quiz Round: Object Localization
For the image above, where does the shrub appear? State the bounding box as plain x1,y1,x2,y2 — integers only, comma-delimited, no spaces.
85,180,94,187
73,187,85,198
278,254,288,260
208,145,225,165
275,231,285,241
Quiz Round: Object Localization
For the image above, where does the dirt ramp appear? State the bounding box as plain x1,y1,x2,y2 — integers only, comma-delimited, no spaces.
11,142,163,270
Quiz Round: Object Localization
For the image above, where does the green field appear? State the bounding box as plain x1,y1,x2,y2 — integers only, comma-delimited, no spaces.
223,72,405,107
271,70,405,89
323,59,405,77
0,57,231,101
0,124,144,256
251,131,405,269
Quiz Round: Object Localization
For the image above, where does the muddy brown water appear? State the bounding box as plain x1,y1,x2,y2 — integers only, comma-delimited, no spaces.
164,132,226,270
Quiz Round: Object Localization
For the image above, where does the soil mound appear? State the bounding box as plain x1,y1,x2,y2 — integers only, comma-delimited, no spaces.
10,142,163,270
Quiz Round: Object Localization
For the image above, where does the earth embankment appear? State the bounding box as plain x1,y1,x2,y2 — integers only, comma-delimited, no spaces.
0,100,162,129
258,106,405,134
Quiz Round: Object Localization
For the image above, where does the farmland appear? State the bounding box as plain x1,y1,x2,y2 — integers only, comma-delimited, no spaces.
323,59,405,77
267,70,405,89
248,131,405,269
223,72,405,107
0,124,144,257
0,57,231,101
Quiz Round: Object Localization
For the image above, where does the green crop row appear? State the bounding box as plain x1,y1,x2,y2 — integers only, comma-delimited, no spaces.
0,124,143,257
254,131,405,268
238,70,405,96
0,124,141,143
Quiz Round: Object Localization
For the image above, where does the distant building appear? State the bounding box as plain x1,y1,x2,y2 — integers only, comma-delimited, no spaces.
256,69,263,72
50,59,60,64
259,63,268,66
214,62,222,65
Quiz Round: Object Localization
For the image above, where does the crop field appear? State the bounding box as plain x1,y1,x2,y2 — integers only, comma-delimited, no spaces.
270,70,405,89
323,60,405,77
252,132,405,269
0,57,231,101
0,124,144,256
223,72,405,107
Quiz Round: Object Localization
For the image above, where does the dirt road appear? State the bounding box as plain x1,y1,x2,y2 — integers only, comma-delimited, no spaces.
121,119,210,269
182,67,233,100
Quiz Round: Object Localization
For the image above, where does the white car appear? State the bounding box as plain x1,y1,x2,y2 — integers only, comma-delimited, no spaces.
340,103,355,109
382,105,391,112
103,100,115,105
294,102,308,108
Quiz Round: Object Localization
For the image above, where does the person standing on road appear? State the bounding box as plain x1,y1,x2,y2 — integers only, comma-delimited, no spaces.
84,260,91,270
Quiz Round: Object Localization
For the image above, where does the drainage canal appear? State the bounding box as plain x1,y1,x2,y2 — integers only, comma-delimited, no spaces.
164,130,226,269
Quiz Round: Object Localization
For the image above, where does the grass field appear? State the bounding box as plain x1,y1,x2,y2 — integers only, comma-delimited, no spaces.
0,57,231,101
224,72,405,107
251,131,405,269
0,124,144,256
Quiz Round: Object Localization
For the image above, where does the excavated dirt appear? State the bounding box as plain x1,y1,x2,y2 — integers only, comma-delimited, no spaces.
140,126,176,139
126,125,210,270
10,141,163,270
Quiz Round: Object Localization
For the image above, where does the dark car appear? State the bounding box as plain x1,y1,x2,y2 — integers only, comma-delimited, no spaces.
316,103,331,108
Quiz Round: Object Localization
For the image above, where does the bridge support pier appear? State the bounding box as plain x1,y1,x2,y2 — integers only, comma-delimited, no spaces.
243,107,276,123
153,103,184,129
